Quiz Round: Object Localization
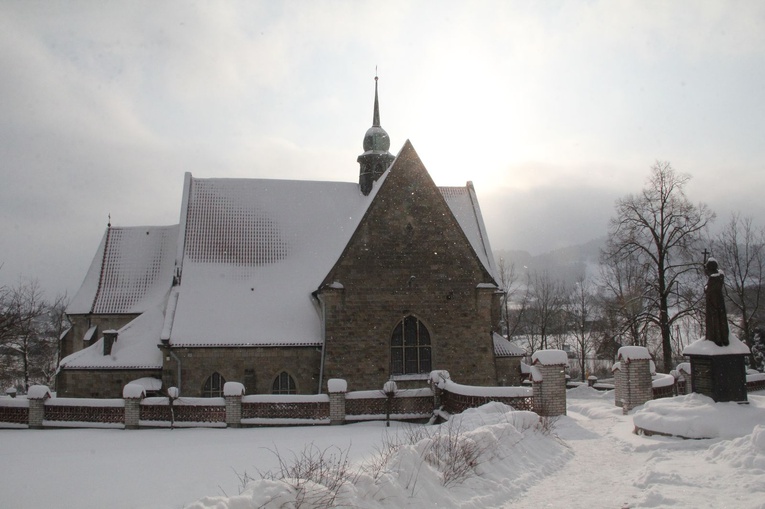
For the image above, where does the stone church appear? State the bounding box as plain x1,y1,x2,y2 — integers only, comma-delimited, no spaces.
57,79,524,398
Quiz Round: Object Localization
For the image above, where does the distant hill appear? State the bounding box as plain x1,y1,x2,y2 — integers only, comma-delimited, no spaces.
494,237,606,286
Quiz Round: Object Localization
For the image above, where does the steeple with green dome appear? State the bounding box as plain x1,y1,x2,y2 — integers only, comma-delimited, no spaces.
358,75,395,195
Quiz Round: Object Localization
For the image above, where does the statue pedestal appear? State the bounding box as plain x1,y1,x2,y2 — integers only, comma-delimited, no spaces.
683,336,750,403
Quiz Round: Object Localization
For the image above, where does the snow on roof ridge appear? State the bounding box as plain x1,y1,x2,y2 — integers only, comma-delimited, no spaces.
438,184,497,283
161,287,180,341
493,333,526,357
169,341,323,348
68,225,179,315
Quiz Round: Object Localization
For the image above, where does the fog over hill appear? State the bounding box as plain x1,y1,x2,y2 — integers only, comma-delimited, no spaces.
494,237,606,287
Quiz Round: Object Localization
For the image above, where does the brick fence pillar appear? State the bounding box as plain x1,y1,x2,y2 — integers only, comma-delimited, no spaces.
617,346,653,414
530,350,567,417
327,378,347,425
123,383,146,430
27,385,51,429
612,362,624,408
677,363,692,395
223,382,245,428
124,398,141,429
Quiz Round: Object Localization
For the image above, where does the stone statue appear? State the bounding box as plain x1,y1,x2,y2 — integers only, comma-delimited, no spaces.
705,258,729,346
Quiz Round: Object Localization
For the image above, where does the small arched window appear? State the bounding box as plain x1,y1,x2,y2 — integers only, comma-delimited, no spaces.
202,372,226,397
272,371,297,394
391,316,432,375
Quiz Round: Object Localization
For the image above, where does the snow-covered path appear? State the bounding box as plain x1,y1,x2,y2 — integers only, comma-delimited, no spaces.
509,398,640,508
2,389,764,508
510,388,765,509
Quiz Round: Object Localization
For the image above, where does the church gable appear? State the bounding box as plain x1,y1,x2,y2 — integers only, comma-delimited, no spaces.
319,141,499,389
323,140,495,290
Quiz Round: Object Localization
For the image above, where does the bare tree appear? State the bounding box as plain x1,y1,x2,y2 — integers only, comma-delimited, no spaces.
497,258,531,339
602,161,715,372
598,250,654,348
712,213,765,363
526,271,566,352
566,275,597,382
0,279,65,391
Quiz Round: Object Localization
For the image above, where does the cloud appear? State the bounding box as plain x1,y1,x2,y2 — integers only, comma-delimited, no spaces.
1,1,764,298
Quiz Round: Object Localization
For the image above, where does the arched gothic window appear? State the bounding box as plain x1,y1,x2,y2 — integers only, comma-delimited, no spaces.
391,316,432,375
272,371,297,394
202,372,226,397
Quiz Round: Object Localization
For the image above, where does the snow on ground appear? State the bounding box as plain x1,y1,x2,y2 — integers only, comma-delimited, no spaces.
1,389,764,508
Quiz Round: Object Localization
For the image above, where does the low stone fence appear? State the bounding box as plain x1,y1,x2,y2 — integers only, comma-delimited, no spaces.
140,397,226,428
747,373,765,392
241,395,330,425
0,398,29,428
438,381,533,414
344,388,433,422
46,398,125,428
1,355,571,430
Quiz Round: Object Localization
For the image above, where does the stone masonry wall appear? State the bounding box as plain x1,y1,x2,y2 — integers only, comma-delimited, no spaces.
495,357,522,386
62,314,139,359
319,144,500,391
160,346,322,397
56,368,162,398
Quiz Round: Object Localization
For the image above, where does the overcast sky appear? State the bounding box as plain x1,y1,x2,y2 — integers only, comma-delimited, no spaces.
2,1,764,299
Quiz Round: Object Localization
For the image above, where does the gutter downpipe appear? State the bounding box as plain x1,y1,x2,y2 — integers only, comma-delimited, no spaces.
170,350,182,392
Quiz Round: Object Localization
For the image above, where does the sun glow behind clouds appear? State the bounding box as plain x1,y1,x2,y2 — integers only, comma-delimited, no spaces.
2,0,765,297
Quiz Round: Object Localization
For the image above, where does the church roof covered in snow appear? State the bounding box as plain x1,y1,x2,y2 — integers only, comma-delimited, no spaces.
67,225,179,315
165,174,385,347
492,333,526,357
62,145,499,365
440,184,497,281
164,167,498,348
59,303,165,369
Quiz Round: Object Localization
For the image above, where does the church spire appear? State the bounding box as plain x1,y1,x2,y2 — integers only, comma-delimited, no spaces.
358,73,395,195
372,74,381,127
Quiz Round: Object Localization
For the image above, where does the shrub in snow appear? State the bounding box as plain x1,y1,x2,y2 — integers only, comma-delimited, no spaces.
189,402,570,509
232,443,354,509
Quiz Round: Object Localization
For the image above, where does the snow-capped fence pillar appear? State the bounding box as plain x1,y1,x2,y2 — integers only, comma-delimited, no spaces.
616,346,653,414
429,370,451,410
27,385,51,429
224,382,245,428
612,362,624,407
327,378,348,425
530,350,567,417
327,379,347,425
122,384,146,430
